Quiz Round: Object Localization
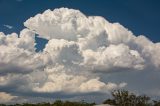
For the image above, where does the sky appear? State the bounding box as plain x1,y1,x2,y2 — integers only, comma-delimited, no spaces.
0,0,160,51
0,0,160,104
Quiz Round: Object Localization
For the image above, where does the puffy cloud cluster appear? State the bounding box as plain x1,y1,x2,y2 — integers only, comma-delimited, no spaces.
24,8,160,70
0,29,48,74
0,8,160,103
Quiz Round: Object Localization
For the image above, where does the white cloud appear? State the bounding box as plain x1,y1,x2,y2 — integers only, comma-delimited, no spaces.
32,66,125,93
82,44,144,72
0,92,17,103
24,8,160,70
0,29,37,74
43,39,83,66
0,8,160,103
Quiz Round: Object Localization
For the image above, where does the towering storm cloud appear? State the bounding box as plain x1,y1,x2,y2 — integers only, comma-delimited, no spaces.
0,8,160,103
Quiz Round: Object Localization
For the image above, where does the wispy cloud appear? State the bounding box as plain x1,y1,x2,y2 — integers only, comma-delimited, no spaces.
3,24,13,29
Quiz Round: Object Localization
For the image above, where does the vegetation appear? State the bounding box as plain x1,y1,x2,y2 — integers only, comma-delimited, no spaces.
0,100,95,106
1,90,160,106
103,90,160,106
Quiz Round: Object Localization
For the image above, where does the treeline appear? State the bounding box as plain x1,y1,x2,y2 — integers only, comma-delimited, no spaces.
1,90,160,106
103,90,160,106
0,100,95,106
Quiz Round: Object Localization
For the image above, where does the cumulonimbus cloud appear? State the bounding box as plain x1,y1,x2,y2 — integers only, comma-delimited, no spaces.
0,8,160,103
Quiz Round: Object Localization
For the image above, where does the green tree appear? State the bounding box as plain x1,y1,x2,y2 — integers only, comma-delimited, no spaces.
153,100,160,106
103,89,151,106
136,95,151,106
103,99,116,105
53,100,63,106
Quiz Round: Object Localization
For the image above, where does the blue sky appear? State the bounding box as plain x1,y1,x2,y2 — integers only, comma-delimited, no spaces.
1,0,160,104
0,0,160,51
